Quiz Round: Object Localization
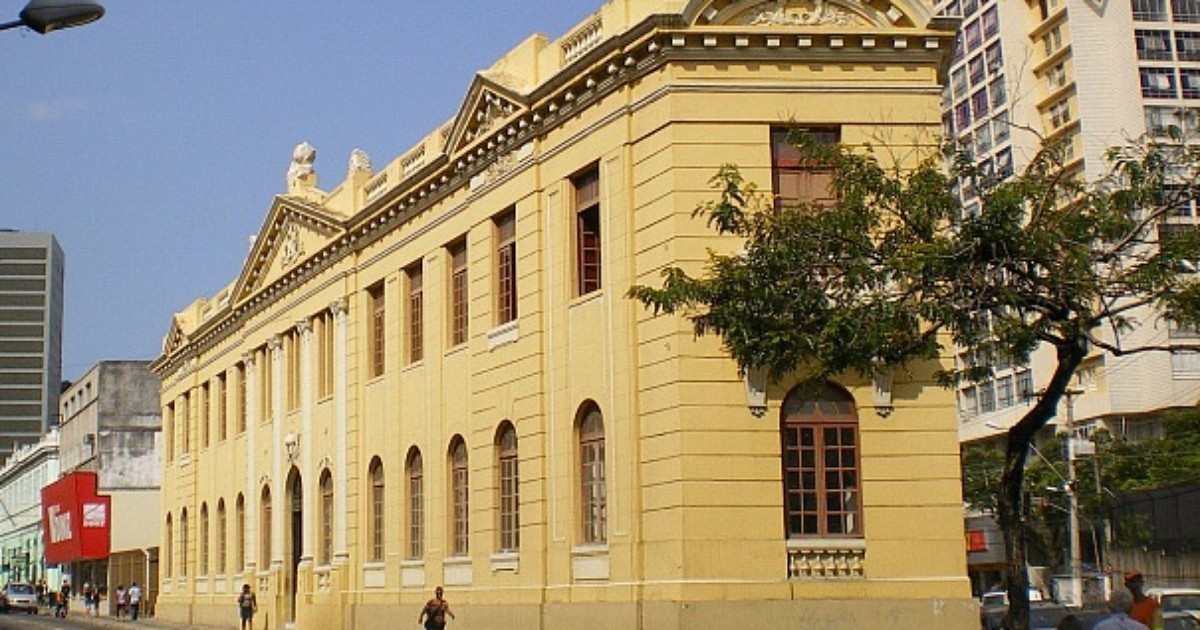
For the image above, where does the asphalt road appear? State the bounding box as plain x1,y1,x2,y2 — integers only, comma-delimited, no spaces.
0,614,103,630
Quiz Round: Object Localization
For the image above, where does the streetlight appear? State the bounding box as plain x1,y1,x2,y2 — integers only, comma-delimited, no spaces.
0,0,103,35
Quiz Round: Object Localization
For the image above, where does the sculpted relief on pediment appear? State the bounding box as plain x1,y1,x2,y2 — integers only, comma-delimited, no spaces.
693,0,892,28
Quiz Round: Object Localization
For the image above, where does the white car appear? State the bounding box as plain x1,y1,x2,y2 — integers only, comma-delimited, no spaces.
980,588,1045,609
1148,587,1200,616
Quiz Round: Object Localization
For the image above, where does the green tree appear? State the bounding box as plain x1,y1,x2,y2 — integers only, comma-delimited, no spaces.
629,133,1200,630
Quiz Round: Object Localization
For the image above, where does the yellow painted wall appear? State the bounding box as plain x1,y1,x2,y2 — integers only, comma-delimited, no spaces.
153,1,975,628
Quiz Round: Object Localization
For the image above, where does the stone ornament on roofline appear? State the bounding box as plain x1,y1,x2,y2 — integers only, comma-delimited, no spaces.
287,141,317,192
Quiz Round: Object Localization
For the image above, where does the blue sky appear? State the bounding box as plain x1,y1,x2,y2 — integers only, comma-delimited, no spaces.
0,1,600,381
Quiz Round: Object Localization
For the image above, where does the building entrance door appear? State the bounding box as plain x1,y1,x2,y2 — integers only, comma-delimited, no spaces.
286,469,302,623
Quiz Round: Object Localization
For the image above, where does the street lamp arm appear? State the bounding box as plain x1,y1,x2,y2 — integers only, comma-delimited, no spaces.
0,19,24,30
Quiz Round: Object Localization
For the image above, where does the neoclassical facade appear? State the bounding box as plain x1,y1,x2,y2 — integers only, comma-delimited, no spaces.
152,1,974,628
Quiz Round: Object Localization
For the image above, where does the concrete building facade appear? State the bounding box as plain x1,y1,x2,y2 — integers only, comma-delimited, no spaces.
0,230,64,459
58,361,162,614
153,1,976,628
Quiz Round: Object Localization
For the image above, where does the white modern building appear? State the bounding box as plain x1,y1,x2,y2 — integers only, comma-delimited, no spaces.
0,428,60,587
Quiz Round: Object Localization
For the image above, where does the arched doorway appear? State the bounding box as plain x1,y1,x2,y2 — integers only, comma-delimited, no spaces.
285,468,302,623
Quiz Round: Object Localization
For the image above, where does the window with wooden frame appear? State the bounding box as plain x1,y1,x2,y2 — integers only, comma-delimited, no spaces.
573,167,602,296
320,469,334,566
407,264,424,363
165,513,173,578
285,328,301,411
217,499,227,575
368,283,386,378
200,382,210,449
450,437,470,556
407,448,424,559
497,422,520,552
315,309,334,399
236,494,246,572
236,362,247,434
199,503,209,575
180,391,191,455
164,402,175,462
260,486,272,569
770,127,840,208
780,382,862,538
495,209,518,324
217,372,227,442
448,240,468,346
578,403,607,544
180,508,189,577
258,345,272,424
369,458,385,562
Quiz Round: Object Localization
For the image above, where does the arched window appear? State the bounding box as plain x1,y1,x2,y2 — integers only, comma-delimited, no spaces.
235,494,246,573
319,469,334,566
407,448,424,559
449,437,469,556
180,508,189,577
165,513,173,578
781,382,862,538
577,403,606,544
369,457,385,562
199,503,209,576
217,499,227,575
496,422,520,552
260,486,272,569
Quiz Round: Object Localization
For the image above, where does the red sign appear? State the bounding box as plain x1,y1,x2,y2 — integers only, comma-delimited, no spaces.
966,529,988,553
41,472,111,564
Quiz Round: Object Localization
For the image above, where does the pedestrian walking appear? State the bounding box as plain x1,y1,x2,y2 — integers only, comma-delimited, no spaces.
128,581,142,621
237,583,258,630
418,586,455,630
115,585,127,620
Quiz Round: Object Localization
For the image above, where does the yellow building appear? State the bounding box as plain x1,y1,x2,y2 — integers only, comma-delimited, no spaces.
151,1,975,628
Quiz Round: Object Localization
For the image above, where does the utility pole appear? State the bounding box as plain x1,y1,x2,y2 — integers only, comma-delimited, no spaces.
1064,388,1084,608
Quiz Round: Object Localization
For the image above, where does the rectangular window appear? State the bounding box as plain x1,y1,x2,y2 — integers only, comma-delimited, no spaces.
286,328,301,411
165,402,175,461
1016,370,1034,401
1174,0,1200,22
979,381,997,413
968,54,986,86
407,264,424,363
952,67,968,98
981,5,999,37
1043,25,1063,56
1182,69,1200,98
971,89,990,119
495,209,518,324
993,110,1011,143
258,346,272,424
200,382,210,449
955,101,973,130
974,123,993,156
770,127,840,209
965,19,982,50
1142,67,1178,98
1047,62,1068,89
1134,0,1168,20
996,147,1014,178
1147,105,1179,136
1137,29,1174,60
217,372,227,442
1048,99,1072,129
315,310,334,399
997,376,1014,408
573,167,603,296
236,362,247,434
368,283,385,377
1177,31,1200,60
985,42,1003,75
448,240,468,347
960,386,978,419
990,79,1007,109
181,391,191,455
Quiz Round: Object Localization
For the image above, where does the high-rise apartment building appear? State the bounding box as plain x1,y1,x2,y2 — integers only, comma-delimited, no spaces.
0,230,64,458
938,0,1200,443
938,0,1200,595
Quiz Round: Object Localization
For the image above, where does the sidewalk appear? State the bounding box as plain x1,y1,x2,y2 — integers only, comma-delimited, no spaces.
44,606,227,630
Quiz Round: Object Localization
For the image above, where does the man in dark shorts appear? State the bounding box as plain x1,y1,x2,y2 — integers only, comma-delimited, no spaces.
418,586,455,629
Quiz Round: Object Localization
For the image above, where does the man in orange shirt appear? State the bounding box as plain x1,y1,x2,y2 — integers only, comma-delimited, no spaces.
1125,571,1162,630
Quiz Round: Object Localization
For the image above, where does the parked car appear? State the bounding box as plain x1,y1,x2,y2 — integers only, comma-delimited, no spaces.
1148,588,1200,616
1164,610,1200,630
1,583,38,614
981,603,1105,630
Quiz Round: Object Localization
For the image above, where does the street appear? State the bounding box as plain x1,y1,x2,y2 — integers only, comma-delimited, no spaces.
0,615,108,630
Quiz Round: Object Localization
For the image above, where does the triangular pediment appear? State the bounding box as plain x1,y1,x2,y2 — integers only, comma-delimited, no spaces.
162,317,188,356
444,73,530,157
685,0,930,29
232,197,346,303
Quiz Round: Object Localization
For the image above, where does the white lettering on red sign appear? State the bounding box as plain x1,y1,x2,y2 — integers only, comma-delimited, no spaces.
48,505,72,543
83,503,106,528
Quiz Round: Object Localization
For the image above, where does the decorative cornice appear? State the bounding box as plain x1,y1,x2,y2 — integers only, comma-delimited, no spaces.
154,13,953,378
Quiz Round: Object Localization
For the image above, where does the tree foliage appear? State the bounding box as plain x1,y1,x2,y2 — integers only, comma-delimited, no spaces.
629,132,1200,630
